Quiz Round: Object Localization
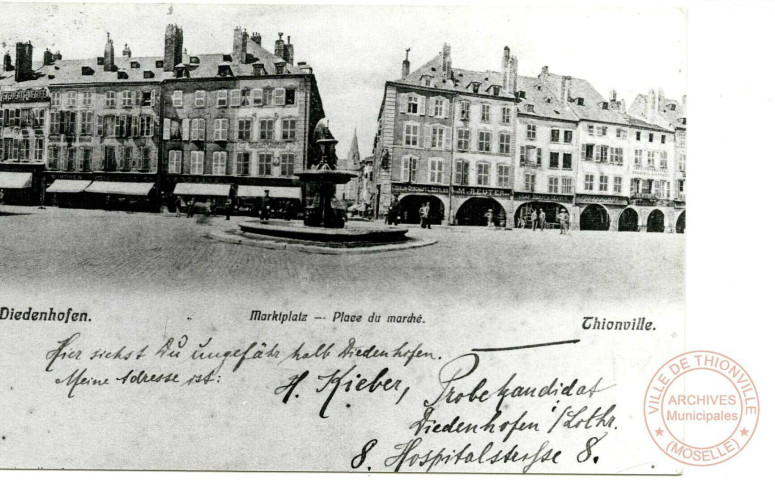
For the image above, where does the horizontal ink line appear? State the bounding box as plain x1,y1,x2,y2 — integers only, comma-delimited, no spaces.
472,339,580,353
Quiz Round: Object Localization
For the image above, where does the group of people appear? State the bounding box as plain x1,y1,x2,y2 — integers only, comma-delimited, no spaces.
175,196,235,220
517,208,571,234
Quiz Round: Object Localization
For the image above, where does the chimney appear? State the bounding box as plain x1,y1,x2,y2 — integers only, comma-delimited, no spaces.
681,94,687,114
164,24,183,71
251,31,262,47
43,48,55,66
53,51,62,61
122,43,132,57
560,75,572,106
3,52,13,72
103,32,115,71
232,27,248,64
274,33,285,60
501,46,510,89
401,48,410,78
508,55,518,94
14,41,33,82
540,65,549,81
441,43,452,79
647,89,657,122
619,97,627,114
658,87,665,111
610,89,617,102
284,36,294,65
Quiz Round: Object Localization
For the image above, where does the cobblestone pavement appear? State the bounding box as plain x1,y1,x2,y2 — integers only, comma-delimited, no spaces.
0,206,684,311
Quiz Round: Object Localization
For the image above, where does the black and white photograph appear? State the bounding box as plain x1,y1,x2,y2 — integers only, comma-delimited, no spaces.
0,1,769,479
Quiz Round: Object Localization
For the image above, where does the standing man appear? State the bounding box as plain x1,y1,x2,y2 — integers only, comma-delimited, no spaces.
531,209,538,231
0,189,5,213
418,202,428,229
559,209,568,234
539,209,546,231
485,208,495,229
187,197,195,218
225,197,233,221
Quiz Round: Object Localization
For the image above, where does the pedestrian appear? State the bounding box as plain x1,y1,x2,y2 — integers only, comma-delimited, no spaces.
175,196,185,217
225,197,233,221
485,208,495,229
418,202,428,229
558,209,568,234
283,201,294,221
208,197,217,217
0,188,4,213
187,197,195,218
531,209,538,231
539,209,546,231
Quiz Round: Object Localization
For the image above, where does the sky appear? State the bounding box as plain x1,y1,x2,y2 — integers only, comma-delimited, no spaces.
0,3,686,158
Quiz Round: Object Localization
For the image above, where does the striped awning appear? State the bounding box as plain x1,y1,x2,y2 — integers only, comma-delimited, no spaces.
46,180,92,193
237,185,301,199
85,181,155,196
172,183,231,197
0,172,32,189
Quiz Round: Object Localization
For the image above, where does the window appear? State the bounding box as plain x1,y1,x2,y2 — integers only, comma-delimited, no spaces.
587,125,595,135
548,176,559,193
498,133,511,154
476,162,490,186
190,151,204,174
549,151,560,169
660,151,668,170
280,153,294,176
236,152,251,176
551,129,560,143
599,175,609,192
636,131,642,141
403,123,419,146
564,130,573,144
251,89,262,106
616,128,627,139
51,92,61,108
497,164,511,188
679,179,685,194
430,126,444,149
613,176,622,194
481,104,491,122
429,158,444,183
66,91,77,107
34,138,44,161
279,119,296,141
584,174,594,191
677,133,686,147
679,153,686,172
48,146,59,169
262,88,273,106
647,151,655,167
407,94,419,115
230,89,241,107
595,145,609,163
104,146,117,171
455,159,470,185
259,119,275,141
80,111,93,135
285,89,296,105
562,153,572,170
457,128,470,151
104,91,115,108
501,106,511,125
526,124,536,140
525,104,534,113
273,88,285,106
168,150,182,173
212,151,227,175
140,115,153,137
520,146,542,166
401,156,418,182
596,126,608,136
478,131,491,152
141,148,153,171
432,98,444,117
561,177,573,194
214,119,228,141
634,149,643,166
65,147,76,170
661,134,666,144
120,146,133,171
460,101,470,121
611,147,623,165
257,153,272,176
524,172,535,191
648,132,654,143
195,90,206,108
172,90,183,107
237,119,252,141
82,92,93,107
121,91,134,108
81,148,92,172
190,118,206,141
216,90,228,107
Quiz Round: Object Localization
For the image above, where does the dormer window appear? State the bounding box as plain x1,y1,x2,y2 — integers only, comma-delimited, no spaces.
492,85,501,96
97,57,104,66
669,104,677,111
130,61,140,69
470,82,481,94
274,62,286,75
143,70,154,79
155,60,164,68
545,97,552,104
517,90,526,99
81,66,94,76
535,84,542,91
576,97,585,106
217,64,233,77
602,101,609,110
189,56,200,65
222,54,232,62
421,76,432,87
117,70,128,80
525,104,535,113
253,63,266,76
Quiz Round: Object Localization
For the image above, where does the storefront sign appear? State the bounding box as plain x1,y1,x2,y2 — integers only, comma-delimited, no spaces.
575,194,629,206
1,88,50,104
392,183,449,195
452,186,511,198
512,192,573,203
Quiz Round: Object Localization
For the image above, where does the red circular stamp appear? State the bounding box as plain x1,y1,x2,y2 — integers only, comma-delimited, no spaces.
644,350,759,466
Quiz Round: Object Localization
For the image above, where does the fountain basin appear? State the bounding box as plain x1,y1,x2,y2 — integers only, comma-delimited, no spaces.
239,220,408,243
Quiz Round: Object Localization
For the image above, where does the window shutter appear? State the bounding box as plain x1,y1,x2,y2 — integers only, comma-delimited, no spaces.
424,125,432,148
399,93,408,113
182,119,190,141
418,96,426,115
444,127,452,150
201,119,207,141
520,146,526,165
442,99,449,118
537,148,542,165
132,115,139,137
96,115,103,137
224,119,230,141
163,118,171,140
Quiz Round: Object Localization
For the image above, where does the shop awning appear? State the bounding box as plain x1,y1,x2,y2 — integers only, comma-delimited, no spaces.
46,180,92,193
172,183,231,197
237,185,302,199
85,181,155,196
0,172,32,189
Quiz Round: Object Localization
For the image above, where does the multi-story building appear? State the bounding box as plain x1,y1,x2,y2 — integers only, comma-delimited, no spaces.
0,25,325,213
372,45,684,232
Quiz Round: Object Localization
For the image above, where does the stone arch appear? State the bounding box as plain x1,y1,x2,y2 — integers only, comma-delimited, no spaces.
397,193,447,225
455,197,507,226
675,210,686,234
646,208,666,232
618,207,639,232
515,201,571,229
580,204,610,231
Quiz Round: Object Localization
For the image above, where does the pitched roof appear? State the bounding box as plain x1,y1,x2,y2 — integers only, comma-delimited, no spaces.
658,97,687,128
542,72,629,125
514,75,578,122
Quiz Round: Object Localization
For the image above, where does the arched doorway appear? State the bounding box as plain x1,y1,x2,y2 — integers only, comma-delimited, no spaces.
515,202,568,229
647,209,665,232
676,211,686,234
580,204,610,231
618,208,639,232
398,195,444,225
455,197,505,226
